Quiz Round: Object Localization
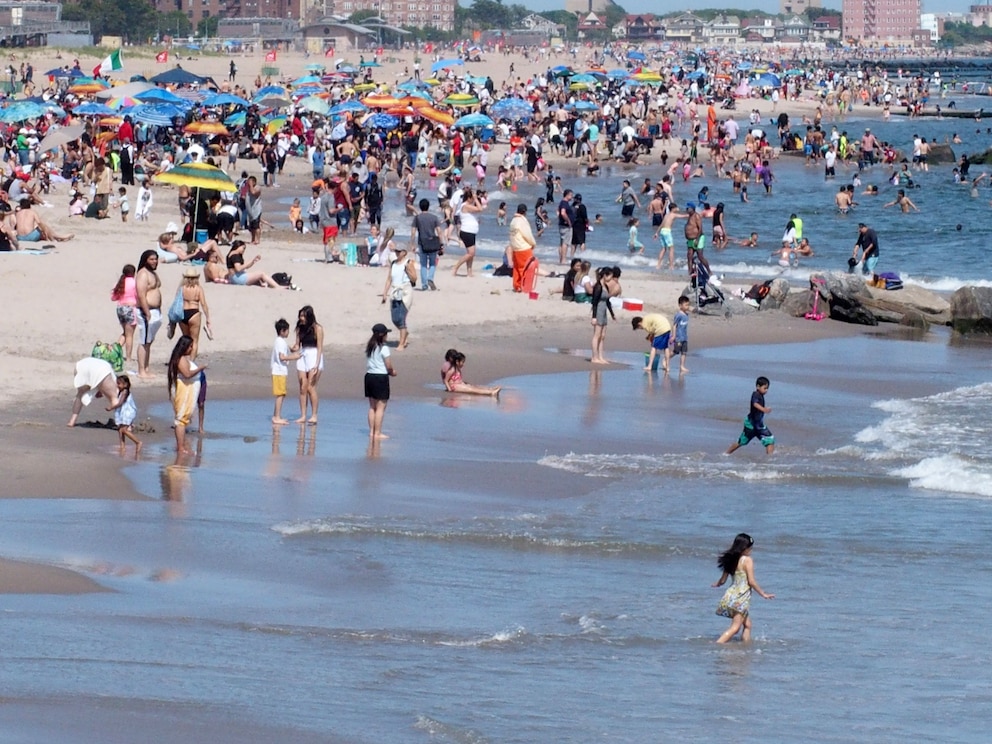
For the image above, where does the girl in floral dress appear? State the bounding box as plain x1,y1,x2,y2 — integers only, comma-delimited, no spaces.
712,533,775,643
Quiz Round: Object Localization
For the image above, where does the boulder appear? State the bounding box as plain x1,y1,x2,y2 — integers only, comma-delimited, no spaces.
781,289,815,318
723,296,759,316
928,143,956,164
950,286,992,333
830,301,879,325
864,284,951,325
762,278,790,310
809,271,878,325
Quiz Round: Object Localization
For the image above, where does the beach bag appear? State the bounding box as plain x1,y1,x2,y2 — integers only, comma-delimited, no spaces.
91,341,125,373
271,272,293,287
167,285,184,324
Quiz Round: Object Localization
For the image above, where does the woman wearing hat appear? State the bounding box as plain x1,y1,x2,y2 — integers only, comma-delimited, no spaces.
365,323,396,440
178,267,211,359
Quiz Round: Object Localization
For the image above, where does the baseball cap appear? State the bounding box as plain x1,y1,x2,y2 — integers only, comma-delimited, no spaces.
686,202,696,209
372,323,391,334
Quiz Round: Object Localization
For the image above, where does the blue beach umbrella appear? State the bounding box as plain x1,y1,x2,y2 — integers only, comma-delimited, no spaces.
0,101,45,122
298,96,330,115
453,112,494,128
550,65,572,75
607,68,630,80
397,79,429,92
359,60,382,68
686,69,706,80
203,92,250,107
73,101,114,116
490,97,533,120
292,75,322,86
135,88,187,105
431,58,464,74
328,100,368,115
127,103,185,126
627,51,646,61
364,113,399,129
567,100,599,112
752,72,781,88
569,73,600,85
224,111,246,127
255,85,286,98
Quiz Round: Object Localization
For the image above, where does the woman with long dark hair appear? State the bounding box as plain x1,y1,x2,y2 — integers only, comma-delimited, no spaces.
712,532,775,643
364,323,396,440
294,305,323,424
167,335,206,453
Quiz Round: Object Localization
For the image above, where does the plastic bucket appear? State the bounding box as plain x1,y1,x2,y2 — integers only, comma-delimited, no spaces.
622,298,643,311
644,352,661,371
528,291,539,300
342,242,358,266
194,229,209,244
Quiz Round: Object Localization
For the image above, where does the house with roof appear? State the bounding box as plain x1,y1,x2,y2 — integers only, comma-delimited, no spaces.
624,13,660,41
740,17,776,43
703,14,741,45
810,15,841,42
576,11,607,39
662,12,705,44
520,13,565,37
777,14,811,42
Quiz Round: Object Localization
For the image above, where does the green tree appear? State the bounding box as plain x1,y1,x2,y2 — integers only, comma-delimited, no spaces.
160,10,193,39
539,10,577,38
62,0,159,42
348,9,382,24
197,15,219,38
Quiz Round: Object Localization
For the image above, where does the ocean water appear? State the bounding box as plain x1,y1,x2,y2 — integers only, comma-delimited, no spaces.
4,332,992,741
277,108,992,291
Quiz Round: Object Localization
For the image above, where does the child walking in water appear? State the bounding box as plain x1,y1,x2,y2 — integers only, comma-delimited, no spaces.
106,374,141,454
712,532,774,643
627,217,644,254
726,376,775,455
441,349,501,396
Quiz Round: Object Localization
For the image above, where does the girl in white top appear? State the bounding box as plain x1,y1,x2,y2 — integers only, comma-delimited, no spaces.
451,188,486,278
365,323,396,440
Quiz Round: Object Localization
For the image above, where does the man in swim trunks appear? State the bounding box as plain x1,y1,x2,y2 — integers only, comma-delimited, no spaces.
657,201,685,271
14,199,73,242
647,190,666,239
136,249,162,379
683,202,711,276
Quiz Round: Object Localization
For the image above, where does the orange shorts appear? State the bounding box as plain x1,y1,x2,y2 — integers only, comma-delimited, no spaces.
323,226,338,243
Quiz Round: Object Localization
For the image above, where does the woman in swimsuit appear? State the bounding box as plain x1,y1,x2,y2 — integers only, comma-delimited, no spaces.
293,305,324,424
178,267,211,359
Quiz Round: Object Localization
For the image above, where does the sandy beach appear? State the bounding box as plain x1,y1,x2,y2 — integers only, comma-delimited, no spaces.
1,43,876,589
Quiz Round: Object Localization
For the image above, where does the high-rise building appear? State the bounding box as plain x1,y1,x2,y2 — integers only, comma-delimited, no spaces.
150,0,302,33
842,0,922,41
780,0,820,16
327,0,456,30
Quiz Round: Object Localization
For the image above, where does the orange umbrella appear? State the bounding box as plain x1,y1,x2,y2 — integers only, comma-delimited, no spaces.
361,94,401,108
99,116,123,127
418,107,455,126
96,131,117,146
386,106,418,117
68,83,109,95
395,95,431,108
185,121,230,136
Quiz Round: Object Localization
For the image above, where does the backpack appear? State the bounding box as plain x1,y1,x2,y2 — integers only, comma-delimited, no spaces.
745,280,772,302
389,133,401,149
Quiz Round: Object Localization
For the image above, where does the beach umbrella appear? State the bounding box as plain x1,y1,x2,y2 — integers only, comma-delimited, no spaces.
737,61,752,71
395,95,431,108
94,80,153,99
127,103,185,126
99,117,122,127
490,97,533,120
364,113,399,129
431,58,463,74
784,68,805,76
628,51,646,61
149,68,209,86
96,131,117,146
443,93,479,107
40,102,67,117
73,101,114,116
37,122,86,153
202,92,250,107
464,75,488,86
328,100,368,115
568,100,599,112
0,101,45,122
386,106,418,117
185,121,229,136
155,161,236,193
292,75,322,86
298,96,330,115
255,95,291,109
338,65,357,74
106,96,141,110
685,69,706,80
68,82,109,95
752,72,781,88
633,72,663,82
359,60,381,67
549,65,572,76
44,67,76,77
305,63,325,72
607,68,630,80
255,85,286,98
136,87,187,105
352,82,377,92
423,78,442,86
397,79,429,91
361,94,401,108
569,73,599,85
453,112,494,129
224,111,246,127
418,107,455,126
568,82,591,91
265,116,287,135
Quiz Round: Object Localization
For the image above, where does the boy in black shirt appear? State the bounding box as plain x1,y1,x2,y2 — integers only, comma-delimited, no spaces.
726,376,775,455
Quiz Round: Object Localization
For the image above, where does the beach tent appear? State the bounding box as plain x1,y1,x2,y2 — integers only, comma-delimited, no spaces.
431,58,463,74
149,68,210,86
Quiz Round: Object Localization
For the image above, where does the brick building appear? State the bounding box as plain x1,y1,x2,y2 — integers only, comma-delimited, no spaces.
842,0,922,42
326,0,455,31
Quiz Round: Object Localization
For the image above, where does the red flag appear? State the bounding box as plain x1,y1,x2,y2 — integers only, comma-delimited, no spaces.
265,50,277,62
424,42,433,55
324,47,335,58
156,50,168,63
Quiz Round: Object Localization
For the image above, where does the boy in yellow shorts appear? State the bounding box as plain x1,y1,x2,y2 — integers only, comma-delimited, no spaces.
271,318,300,424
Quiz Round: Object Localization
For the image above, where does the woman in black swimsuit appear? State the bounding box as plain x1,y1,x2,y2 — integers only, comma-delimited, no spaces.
293,305,324,424
178,267,211,359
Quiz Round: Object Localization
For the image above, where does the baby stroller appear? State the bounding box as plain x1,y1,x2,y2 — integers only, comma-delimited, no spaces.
691,251,725,310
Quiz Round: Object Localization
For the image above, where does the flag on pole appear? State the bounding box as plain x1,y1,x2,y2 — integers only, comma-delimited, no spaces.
155,50,169,63
265,50,277,62
93,49,124,77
